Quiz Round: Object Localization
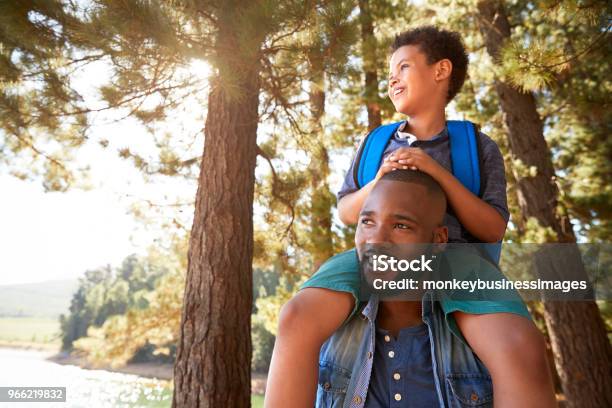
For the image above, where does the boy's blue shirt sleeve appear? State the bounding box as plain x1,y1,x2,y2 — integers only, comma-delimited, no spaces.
476,132,510,223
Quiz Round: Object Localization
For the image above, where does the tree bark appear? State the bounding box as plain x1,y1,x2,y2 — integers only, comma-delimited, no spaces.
172,9,263,408
476,2,612,407
307,60,334,270
359,0,382,131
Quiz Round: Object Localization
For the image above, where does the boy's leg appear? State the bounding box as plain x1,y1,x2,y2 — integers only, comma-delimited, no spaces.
264,287,354,408
454,311,557,408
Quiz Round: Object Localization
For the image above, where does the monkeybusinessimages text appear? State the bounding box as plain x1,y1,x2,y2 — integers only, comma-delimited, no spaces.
370,254,588,294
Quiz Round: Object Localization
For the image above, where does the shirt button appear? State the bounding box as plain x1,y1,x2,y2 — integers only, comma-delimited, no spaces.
353,395,362,404
471,392,479,402
323,382,331,390
367,351,373,359
393,372,401,381
388,350,395,358
394,393,402,401
384,335,391,342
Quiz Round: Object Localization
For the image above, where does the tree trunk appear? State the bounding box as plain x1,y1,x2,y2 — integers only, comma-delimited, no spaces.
307,62,334,270
476,2,612,407
172,11,263,408
359,0,382,131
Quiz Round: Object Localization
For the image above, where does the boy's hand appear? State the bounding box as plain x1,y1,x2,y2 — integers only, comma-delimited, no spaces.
387,147,444,177
374,155,404,181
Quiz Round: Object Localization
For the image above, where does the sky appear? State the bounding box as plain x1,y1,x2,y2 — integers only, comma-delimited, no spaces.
0,118,204,286
0,173,140,285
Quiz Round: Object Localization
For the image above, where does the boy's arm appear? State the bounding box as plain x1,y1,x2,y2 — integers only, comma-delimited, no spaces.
454,311,557,407
429,161,506,242
337,157,403,225
389,144,507,242
337,181,375,225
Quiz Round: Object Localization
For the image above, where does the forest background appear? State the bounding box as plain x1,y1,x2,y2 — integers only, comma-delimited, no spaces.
1,1,610,407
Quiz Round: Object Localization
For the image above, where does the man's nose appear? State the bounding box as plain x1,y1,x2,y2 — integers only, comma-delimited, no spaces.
365,226,391,244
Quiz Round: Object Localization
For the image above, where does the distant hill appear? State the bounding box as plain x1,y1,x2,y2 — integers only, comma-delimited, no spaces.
0,279,78,318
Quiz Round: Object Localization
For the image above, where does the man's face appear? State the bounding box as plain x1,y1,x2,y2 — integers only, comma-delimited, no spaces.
355,179,447,254
355,179,448,294
387,45,444,116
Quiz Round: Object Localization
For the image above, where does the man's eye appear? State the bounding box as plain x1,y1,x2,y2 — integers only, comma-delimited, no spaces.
361,218,373,225
395,223,410,230
401,64,409,70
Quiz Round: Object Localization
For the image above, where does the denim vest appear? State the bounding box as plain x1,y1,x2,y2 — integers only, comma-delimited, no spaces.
316,293,493,408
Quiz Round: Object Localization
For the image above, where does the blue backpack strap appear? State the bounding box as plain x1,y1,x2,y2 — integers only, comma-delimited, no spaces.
353,121,404,188
447,120,481,197
448,120,501,264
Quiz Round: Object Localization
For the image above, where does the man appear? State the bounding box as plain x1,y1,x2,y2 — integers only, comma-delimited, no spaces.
314,169,555,407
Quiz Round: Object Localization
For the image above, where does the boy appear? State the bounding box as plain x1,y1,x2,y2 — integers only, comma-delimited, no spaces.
265,26,553,407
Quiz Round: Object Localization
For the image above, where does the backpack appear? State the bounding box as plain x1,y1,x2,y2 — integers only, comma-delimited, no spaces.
352,120,501,264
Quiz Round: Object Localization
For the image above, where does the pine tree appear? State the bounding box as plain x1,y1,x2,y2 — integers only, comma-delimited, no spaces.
476,1,612,406
1,0,317,405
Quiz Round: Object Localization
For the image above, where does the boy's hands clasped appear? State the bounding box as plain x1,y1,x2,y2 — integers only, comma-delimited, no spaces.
375,147,444,182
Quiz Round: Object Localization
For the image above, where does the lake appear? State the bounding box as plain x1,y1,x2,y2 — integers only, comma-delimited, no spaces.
0,348,265,407
0,348,172,407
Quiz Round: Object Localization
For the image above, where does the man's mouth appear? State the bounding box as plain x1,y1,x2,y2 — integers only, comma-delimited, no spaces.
393,87,405,97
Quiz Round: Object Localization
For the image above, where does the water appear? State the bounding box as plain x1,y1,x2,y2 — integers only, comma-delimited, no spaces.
0,348,172,408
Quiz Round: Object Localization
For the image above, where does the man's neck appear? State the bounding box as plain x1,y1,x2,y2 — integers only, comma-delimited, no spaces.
377,300,423,339
404,109,446,140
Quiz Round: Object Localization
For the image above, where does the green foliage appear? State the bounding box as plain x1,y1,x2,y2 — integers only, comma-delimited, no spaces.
0,1,89,190
67,233,188,365
60,252,170,351
251,314,276,373
73,269,183,367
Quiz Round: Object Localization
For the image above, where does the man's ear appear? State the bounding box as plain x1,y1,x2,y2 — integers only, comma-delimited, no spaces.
432,226,448,255
435,59,452,82
433,226,448,244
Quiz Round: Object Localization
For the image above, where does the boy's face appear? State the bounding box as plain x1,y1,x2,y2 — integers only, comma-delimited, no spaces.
354,180,448,254
387,45,449,116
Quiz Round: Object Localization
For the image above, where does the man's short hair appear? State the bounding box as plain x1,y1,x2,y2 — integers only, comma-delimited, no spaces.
380,169,447,215
390,26,469,103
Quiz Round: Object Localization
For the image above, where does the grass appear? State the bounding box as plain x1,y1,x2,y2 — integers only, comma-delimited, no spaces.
252,394,265,407
0,316,61,345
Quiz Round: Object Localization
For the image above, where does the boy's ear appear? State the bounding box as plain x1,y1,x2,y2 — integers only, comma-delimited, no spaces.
435,59,452,82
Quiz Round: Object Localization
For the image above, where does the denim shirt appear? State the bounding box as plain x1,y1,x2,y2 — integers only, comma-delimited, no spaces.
315,293,494,408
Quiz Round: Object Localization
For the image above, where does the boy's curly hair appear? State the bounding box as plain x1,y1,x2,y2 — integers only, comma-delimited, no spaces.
390,26,469,103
